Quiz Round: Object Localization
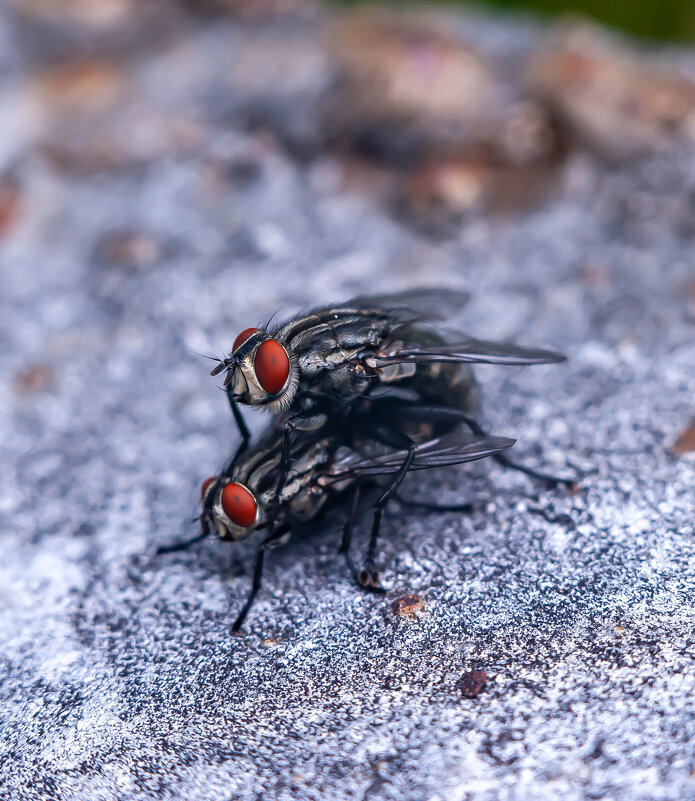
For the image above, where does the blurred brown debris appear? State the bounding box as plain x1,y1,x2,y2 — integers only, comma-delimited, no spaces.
14,365,55,395
32,59,124,113
96,230,163,271
28,56,204,172
7,0,136,27
325,8,496,163
669,418,695,455
528,24,695,160
402,102,566,225
181,0,315,18
0,177,23,240
323,9,567,225
403,157,490,220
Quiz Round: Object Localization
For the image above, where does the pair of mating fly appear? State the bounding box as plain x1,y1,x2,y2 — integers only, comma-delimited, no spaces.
160,289,571,630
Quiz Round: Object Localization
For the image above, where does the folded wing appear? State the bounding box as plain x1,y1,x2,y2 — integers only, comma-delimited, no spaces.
369,335,566,367
323,433,515,482
298,287,470,326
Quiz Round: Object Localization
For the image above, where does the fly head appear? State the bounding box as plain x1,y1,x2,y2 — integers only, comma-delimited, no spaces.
211,327,299,412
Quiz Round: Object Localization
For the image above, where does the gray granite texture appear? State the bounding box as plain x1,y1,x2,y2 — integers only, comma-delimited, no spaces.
0,4,694,801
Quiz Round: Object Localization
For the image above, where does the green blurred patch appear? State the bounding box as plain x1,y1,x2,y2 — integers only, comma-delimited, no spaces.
337,0,695,41
485,0,695,40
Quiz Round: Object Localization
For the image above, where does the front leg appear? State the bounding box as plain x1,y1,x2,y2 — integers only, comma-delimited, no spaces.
265,411,328,529
222,389,252,477
264,417,297,532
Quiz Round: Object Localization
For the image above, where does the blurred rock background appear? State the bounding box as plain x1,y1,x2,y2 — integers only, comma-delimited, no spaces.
0,2,694,800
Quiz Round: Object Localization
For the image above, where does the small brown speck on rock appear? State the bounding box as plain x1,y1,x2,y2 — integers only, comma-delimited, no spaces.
14,365,54,394
457,670,488,698
392,594,424,616
580,264,608,286
98,230,162,271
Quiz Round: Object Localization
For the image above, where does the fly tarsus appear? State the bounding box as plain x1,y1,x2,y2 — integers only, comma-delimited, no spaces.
156,529,209,555
231,526,291,632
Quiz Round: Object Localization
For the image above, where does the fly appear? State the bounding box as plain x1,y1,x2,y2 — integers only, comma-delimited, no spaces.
210,288,573,496
159,399,515,630
211,288,564,416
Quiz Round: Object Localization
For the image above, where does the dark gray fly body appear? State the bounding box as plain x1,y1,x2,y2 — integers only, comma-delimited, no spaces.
211,288,564,421
160,289,573,630
183,407,514,630
211,288,571,507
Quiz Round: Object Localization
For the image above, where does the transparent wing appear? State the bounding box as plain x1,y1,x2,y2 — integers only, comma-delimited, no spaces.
322,433,515,483
345,287,470,322
290,287,470,328
369,335,566,367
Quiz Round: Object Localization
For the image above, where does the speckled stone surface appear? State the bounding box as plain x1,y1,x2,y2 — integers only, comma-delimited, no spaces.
0,7,694,801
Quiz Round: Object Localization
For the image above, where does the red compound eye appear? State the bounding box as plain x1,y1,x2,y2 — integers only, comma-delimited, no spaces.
233,327,260,352
254,339,290,395
200,476,217,500
221,482,257,528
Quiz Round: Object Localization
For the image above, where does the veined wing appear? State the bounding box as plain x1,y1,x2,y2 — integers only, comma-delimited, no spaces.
274,288,470,335
322,433,515,482
368,335,566,367
345,287,470,322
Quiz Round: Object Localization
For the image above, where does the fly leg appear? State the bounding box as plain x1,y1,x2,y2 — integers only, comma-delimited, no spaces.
264,417,298,532
394,493,475,514
456,412,577,490
156,529,210,555
267,412,328,530
232,525,291,632
222,390,252,476
353,419,418,590
164,395,251,556
338,485,363,586
382,400,576,490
